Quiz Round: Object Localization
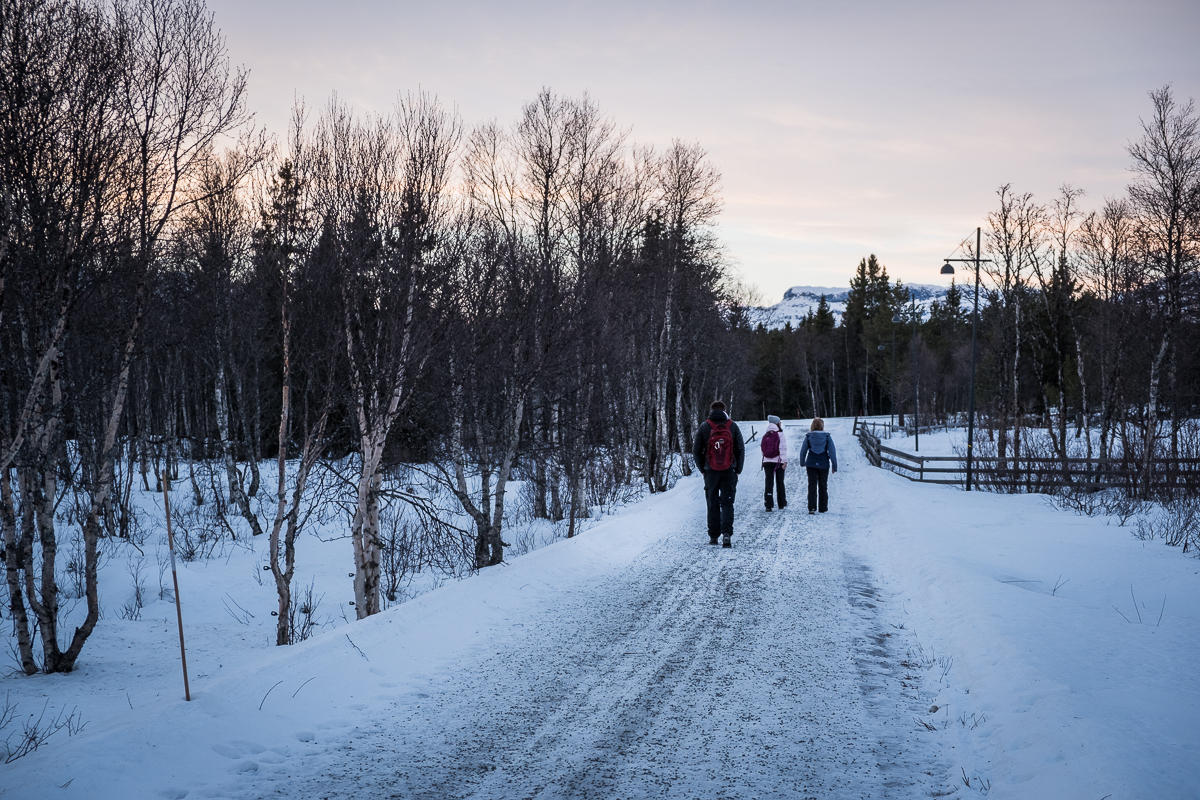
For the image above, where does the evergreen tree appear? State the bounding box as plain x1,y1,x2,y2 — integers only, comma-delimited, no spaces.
844,254,892,327
803,294,837,333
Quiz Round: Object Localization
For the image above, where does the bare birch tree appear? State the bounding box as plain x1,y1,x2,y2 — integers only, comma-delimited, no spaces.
1079,198,1138,461
983,185,1045,483
1126,86,1200,493
310,93,460,617
1,0,251,673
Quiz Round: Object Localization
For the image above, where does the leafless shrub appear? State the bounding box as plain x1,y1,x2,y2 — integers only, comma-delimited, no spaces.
1,695,87,763
166,502,229,562
512,479,544,527
286,580,324,644
377,502,471,608
118,558,147,621
585,452,646,513
252,552,269,587
122,508,151,548
156,548,174,601
1055,488,1145,525
1134,496,1200,554
61,530,88,600
194,459,229,518
507,521,572,557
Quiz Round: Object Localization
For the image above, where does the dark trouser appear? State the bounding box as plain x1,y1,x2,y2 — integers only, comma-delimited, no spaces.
704,468,738,536
763,463,786,509
807,467,829,512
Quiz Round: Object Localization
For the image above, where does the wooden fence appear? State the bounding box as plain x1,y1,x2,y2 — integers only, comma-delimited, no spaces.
852,418,1200,493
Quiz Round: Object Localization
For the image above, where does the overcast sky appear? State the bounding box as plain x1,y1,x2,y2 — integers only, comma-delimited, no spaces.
205,0,1200,302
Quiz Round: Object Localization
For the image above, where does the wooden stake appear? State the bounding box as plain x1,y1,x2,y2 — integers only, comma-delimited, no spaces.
161,473,191,701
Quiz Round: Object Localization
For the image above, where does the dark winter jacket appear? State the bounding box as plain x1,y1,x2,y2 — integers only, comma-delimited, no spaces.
692,410,746,474
798,431,837,471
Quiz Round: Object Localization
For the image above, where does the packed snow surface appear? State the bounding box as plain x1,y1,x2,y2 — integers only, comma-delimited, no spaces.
2,419,1198,799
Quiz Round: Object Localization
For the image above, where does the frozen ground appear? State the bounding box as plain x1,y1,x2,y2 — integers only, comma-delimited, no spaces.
2,418,1198,799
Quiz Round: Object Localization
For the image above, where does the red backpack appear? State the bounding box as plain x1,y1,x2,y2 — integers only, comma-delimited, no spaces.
761,429,780,459
706,420,735,471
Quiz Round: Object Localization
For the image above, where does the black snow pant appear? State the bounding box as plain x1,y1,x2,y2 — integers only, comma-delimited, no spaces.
763,463,786,509
806,467,829,513
704,468,738,537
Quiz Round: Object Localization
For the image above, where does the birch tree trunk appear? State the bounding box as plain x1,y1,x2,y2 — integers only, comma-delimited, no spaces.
51,286,147,672
1142,332,1171,496
1,467,37,674
214,361,261,536
1074,331,1093,460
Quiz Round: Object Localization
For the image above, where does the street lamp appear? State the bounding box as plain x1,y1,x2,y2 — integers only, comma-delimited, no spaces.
888,313,901,430
908,292,920,452
939,226,992,491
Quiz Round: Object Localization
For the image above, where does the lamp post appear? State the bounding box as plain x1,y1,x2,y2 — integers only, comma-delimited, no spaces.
909,292,919,452
891,313,899,431
940,226,991,491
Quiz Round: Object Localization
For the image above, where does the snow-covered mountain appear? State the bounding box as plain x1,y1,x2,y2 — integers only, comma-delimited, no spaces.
749,283,958,329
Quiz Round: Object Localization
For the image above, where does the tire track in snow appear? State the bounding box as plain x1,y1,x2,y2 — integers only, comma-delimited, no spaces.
232,457,946,799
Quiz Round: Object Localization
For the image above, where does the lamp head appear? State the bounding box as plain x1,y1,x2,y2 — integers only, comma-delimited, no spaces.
940,262,955,275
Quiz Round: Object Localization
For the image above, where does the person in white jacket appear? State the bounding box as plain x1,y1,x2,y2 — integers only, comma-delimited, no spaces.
761,414,788,510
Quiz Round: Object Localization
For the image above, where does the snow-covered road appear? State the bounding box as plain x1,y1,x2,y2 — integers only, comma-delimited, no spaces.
228,464,943,799
16,417,1195,799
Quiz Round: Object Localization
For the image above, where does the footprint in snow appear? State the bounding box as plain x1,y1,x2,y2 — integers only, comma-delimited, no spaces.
211,744,241,759
156,790,188,799
212,740,267,759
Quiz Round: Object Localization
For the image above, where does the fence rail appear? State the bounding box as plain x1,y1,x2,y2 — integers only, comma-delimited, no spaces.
852,418,1200,492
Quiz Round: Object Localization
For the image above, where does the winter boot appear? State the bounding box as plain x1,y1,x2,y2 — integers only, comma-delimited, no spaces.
709,534,720,545
721,534,732,548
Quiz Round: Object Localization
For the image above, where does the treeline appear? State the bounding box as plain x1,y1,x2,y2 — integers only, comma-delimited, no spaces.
744,86,1200,486
1,0,743,671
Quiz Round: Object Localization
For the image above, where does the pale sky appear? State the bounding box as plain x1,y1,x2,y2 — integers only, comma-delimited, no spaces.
206,0,1200,302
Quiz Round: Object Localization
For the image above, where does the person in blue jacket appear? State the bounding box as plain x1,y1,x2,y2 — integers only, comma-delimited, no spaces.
798,417,837,514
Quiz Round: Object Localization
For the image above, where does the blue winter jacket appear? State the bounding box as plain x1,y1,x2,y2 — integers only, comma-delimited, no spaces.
798,431,837,471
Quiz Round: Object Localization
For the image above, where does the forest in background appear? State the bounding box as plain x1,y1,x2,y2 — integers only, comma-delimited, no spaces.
744,90,1200,482
2,0,1197,674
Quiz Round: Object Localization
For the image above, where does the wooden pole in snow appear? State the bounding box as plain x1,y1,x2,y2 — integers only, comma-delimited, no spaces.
161,472,191,701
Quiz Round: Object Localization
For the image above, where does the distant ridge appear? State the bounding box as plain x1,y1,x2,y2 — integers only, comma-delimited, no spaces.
748,283,958,330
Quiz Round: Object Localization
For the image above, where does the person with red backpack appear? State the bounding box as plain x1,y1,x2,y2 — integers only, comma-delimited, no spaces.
692,400,746,548
761,414,788,511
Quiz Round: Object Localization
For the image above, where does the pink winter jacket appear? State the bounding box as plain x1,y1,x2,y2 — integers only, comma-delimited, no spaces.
760,422,788,467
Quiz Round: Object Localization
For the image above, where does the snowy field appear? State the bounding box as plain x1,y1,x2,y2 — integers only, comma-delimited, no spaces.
2,418,1198,798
